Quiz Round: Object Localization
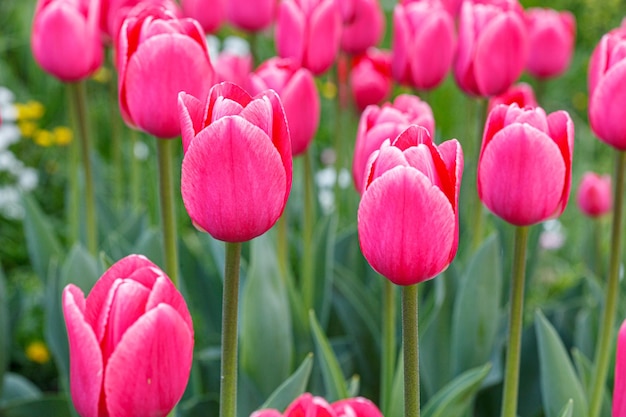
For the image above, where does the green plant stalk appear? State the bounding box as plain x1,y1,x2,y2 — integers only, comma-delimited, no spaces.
500,226,530,417
108,58,124,209
471,98,488,250
131,130,141,211
588,150,626,417
156,139,179,287
302,152,316,313
277,211,289,280
402,284,420,417
220,242,242,417
69,81,97,255
381,279,397,416
66,87,80,245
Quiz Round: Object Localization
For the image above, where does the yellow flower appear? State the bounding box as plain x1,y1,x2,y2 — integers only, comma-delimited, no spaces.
320,79,337,100
17,101,45,121
33,129,54,147
18,121,38,138
25,340,50,364
92,66,112,83
53,126,73,146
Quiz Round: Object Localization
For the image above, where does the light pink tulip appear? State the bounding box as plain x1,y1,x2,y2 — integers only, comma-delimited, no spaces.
478,103,574,226
340,0,385,55
588,19,626,150
487,82,538,113
525,8,576,79
454,0,528,97
181,0,225,33
275,0,342,75
392,0,456,90
576,172,612,218
358,126,463,285
117,5,215,139
248,57,319,156
63,255,193,417
31,0,103,82
227,0,277,31
615,320,626,417
352,94,435,193
350,48,392,112
178,82,292,242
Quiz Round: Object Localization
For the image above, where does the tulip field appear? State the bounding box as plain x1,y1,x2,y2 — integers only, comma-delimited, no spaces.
2,0,626,416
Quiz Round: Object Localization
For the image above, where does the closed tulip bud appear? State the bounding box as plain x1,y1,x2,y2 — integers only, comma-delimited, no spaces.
588,19,626,150
117,5,215,139
614,320,626,417
227,0,277,31
276,0,342,75
487,82,538,113
340,0,385,55
454,0,528,97
353,94,434,193
63,255,194,417
181,0,225,33
31,0,103,82
478,103,574,226
178,82,292,242
248,57,319,156
101,0,181,42
525,8,575,79
350,49,392,112
576,172,612,218
392,0,456,90
358,126,463,285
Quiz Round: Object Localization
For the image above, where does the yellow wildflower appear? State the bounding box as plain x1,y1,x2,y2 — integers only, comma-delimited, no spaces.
25,340,50,364
53,126,73,146
92,66,112,83
33,129,54,147
18,121,38,138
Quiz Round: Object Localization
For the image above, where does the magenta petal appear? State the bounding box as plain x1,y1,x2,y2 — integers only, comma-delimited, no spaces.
305,0,341,74
410,13,456,89
332,397,383,417
281,69,320,155
614,321,626,417
178,92,207,154
145,274,194,333
589,60,626,149
251,409,283,417
276,2,306,65
104,304,193,417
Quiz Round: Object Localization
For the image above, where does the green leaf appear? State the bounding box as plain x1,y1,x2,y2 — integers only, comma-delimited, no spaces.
261,354,314,411
309,310,349,402
386,350,404,417
0,265,8,396
557,399,574,417
0,395,72,417
422,363,492,417
535,310,588,417
0,373,41,406
312,215,337,327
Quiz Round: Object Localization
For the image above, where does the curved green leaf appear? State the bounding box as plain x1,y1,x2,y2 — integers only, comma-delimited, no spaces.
557,399,574,417
0,395,72,417
261,354,314,411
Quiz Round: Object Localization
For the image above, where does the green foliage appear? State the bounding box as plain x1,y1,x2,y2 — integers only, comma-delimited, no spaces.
260,354,314,411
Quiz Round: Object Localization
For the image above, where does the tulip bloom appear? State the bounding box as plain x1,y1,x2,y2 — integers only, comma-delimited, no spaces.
454,0,528,97
248,57,319,156
478,103,574,226
576,172,612,218
31,0,103,82
392,0,456,90
525,8,576,79
252,393,383,417
178,82,292,242
588,19,626,150
275,0,342,75
487,82,538,113
100,0,181,41
615,320,626,417
181,0,225,33
340,0,385,55
117,5,215,139
358,126,463,285
227,0,277,31
350,49,392,112
352,94,434,193
63,255,194,417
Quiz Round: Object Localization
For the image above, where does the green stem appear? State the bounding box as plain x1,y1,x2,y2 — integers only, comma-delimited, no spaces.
69,81,97,255
471,98,488,250
500,226,530,417
588,150,626,417
277,211,289,280
131,130,141,212
302,152,316,312
220,242,242,417
107,48,124,210
156,139,179,287
66,88,80,245
381,279,397,416
402,284,420,417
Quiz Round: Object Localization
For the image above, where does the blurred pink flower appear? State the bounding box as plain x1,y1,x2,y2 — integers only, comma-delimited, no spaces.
487,82,538,113
340,0,385,55
576,172,612,218
349,48,392,112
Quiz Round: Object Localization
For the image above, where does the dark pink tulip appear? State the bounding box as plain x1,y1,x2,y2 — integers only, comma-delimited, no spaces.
576,172,612,218
478,103,574,226
284,393,335,417
275,0,342,75
63,255,194,417
588,19,626,150
358,126,463,285
340,0,385,55
614,320,626,417
181,0,225,33
227,0,277,31
352,94,435,193
525,8,575,79
117,5,215,139
350,48,392,112
31,0,103,82
248,57,319,156
250,410,283,417
487,82,538,113
392,0,456,90
178,82,292,242
454,0,528,97
101,0,181,42
332,397,384,417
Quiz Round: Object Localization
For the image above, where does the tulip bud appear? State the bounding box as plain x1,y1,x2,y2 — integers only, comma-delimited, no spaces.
340,0,385,55
576,172,612,218
226,0,277,31
349,49,392,112
181,0,225,33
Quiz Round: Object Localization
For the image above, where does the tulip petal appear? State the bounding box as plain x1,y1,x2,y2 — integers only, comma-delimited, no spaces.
410,12,455,89
589,60,626,149
207,82,253,123
284,393,335,417
547,110,574,215
145,274,194,332
614,321,626,417
276,1,306,65
306,0,341,74
251,410,282,417
178,92,207,154
280,69,320,155
332,397,383,417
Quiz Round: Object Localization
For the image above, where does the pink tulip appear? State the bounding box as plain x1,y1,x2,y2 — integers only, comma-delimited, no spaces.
478,103,574,226
248,57,319,156
215,51,253,87
576,172,612,218
487,82,538,113
454,0,528,97
352,94,435,194
31,0,103,82
525,8,576,79
614,320,626,417
178,82,292,242
392,0,456,90
227,0,277,31
181,0,225,33
251,394,383,417
358,126,463,285
588,19,626,150
350,48,392,112
117,5,215,139
332,397,384,417
340,0,385,55
275,0,342,75
101,0,181,42
62,255,194,417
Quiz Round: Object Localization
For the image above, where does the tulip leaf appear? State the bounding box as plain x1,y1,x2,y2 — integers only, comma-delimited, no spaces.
312,214,338,328
386,350,404,417
0,265,7,396
422,363,492,417
309,310,349,402
0,373,41,405
535,310,588,417
260,353,314,411
0,395,72,417
557,399,574,417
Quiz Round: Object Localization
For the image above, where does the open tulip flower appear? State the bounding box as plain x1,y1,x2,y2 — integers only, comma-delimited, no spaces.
340,0,385,55
62,255,194,417
478,103,574,226
358,125,463,285
252,393,383,417
178,82,292,243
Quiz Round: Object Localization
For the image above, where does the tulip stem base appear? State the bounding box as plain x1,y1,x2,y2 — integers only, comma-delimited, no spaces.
500,225,529,417
381,279,397,416
588,150,626,417
402,284,420,417
156,138,179,287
